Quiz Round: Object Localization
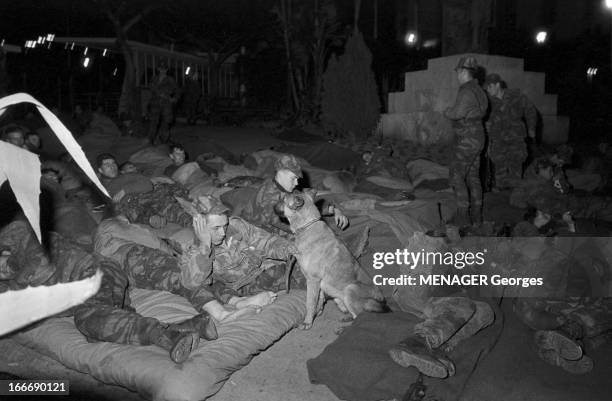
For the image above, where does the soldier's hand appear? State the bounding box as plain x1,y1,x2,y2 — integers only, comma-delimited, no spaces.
193,214,212,248
334,209,349,230
112,189,126,203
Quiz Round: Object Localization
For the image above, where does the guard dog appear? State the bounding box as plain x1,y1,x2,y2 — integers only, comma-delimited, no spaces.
280,191,387,329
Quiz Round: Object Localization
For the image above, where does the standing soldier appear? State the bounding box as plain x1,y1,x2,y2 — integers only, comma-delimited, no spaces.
148,61,177,145
484,73,537,190
444,56,488,227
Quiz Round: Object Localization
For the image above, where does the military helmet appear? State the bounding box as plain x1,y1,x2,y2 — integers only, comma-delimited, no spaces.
274,154,303,178
483,73,503,86
454,56,479,71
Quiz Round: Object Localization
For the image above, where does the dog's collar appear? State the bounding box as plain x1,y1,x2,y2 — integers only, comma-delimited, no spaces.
293,217,321,235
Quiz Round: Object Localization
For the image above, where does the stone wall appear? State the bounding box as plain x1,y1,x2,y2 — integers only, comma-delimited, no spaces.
379,53,569,145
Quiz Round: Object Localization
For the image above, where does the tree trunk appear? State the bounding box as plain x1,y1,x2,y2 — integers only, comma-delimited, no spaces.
280,0,300,112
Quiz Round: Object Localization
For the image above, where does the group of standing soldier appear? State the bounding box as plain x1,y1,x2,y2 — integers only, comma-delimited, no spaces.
146,62,202,145
445,56,538,227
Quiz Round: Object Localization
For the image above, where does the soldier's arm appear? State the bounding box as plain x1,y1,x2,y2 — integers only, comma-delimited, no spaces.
236,218,296,260
521,94,538,136
313,191,337,217
177,240,215,291
444,89,476,120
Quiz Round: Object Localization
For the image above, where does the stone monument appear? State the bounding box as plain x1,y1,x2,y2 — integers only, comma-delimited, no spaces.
379,53,569,145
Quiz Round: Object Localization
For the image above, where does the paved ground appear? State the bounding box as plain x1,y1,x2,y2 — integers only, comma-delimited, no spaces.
211,304,344,401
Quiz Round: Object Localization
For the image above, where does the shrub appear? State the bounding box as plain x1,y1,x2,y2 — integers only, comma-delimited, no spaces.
321,31,380,142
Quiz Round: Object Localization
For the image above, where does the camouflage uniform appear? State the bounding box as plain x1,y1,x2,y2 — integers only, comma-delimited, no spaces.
115,183,193,228
148,72,177,144
486,86,537,188
444,73,488,219
0,220,174,346
510,175,612,222
238,178,335,236
502,235,612,341
206,216,303,293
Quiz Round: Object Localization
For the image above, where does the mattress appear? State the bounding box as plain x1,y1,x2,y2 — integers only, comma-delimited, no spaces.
1,288,306,401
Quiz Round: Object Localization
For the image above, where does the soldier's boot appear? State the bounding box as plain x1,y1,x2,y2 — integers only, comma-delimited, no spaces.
148,324,200,364
168,312,218,341
453,207,471,228
536,348,593,375
534,330,583,361
389,335,455,378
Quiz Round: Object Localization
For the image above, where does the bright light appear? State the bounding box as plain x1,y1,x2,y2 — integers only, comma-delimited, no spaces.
102,48,108,56
82,57,90,68
46,34,55,42
70,42,75,50
535,31,548,44
37,36,44,44
587,67,598,77
0,39,4,47
606,0,612,9
47,42,52,49
113,68,118,76
83,47,88,55
404,31,417,46
185,66,191,75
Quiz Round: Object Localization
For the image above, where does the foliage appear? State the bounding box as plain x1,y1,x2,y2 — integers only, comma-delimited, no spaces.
321,30,380,140
271,0,346,122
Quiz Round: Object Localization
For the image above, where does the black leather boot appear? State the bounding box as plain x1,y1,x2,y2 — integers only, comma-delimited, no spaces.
168,313,218,341
148,324,200,364
388,335,455,378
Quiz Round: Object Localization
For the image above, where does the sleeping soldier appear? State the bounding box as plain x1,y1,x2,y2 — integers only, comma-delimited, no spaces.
511,157,612,223
96,153,192,229
0,219,222,364
507,229,612,374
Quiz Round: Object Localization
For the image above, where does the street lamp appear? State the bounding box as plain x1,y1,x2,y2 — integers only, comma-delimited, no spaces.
404,31,417,46
535,31,548,44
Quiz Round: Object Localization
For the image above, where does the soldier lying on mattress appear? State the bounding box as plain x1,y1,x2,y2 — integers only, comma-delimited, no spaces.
0,216,280,364
95,196,304,305
511,157,612,223
96,153,193,229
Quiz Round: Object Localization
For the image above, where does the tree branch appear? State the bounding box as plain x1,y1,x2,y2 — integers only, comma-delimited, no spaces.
122,4,157,34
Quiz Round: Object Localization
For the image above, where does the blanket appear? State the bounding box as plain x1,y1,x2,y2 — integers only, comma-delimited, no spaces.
307,301,503,401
